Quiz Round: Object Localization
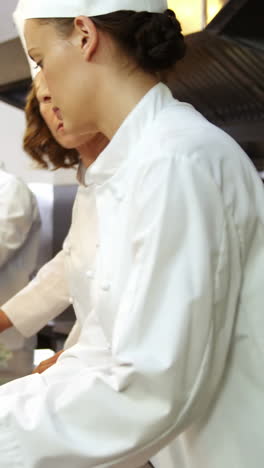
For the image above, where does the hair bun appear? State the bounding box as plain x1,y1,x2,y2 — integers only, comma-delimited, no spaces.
133,9,186,72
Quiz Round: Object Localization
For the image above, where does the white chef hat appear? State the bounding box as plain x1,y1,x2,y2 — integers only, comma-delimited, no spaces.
18,0,168,19
13,2,39,78
14,0,168,77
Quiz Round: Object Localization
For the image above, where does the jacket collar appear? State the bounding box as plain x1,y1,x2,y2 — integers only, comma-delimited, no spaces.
80,83,173,187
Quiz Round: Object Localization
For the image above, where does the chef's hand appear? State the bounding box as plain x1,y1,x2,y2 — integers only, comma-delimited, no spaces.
0,309,13,333
32,350,64,374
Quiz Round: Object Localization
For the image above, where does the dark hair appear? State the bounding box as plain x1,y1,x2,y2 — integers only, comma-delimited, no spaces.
39,9,186,73
24,83,79,170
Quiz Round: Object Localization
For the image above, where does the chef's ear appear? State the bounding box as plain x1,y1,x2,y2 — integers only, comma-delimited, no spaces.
73,16,99,61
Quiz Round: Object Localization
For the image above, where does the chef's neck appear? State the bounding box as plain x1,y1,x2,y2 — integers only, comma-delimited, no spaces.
91,68,159,141
76,133,109,168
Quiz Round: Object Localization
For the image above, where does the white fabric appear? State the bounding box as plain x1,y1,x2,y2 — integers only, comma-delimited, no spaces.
63,319,81,348
0,169,40,303
3,250,71,338
17,0,168,19
13,5,38,78
0,167,40,350
3,242,80,350
0,83,263,467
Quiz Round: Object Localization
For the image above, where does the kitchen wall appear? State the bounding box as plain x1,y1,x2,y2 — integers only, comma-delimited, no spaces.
0,0,19,43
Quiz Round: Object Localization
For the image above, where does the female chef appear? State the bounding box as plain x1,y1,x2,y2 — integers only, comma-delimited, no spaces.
0,5,108,357
0,1,263,467
0,71,108,365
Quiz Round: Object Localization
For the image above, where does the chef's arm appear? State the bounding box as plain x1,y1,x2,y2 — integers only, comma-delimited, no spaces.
0,156,241,467
0,249,71,338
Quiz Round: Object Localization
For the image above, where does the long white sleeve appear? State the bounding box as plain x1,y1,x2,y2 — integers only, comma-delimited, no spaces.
0,156,241,467
2,250,71,337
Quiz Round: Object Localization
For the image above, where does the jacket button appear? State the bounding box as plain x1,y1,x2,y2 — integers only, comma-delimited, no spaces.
65,245,71,255
86,270,94,279
116,193,123,202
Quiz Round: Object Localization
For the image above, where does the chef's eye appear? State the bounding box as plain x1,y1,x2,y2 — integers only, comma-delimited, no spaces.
34,61,43,69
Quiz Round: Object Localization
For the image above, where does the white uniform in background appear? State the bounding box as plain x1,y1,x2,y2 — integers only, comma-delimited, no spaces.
1,173,80,351
0,164,40,294
0,84,263,468
0,164,40,354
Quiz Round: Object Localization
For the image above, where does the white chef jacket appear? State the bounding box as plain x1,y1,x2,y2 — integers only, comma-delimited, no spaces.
0,83,263,468
0,167,40,350
3,246,81,347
